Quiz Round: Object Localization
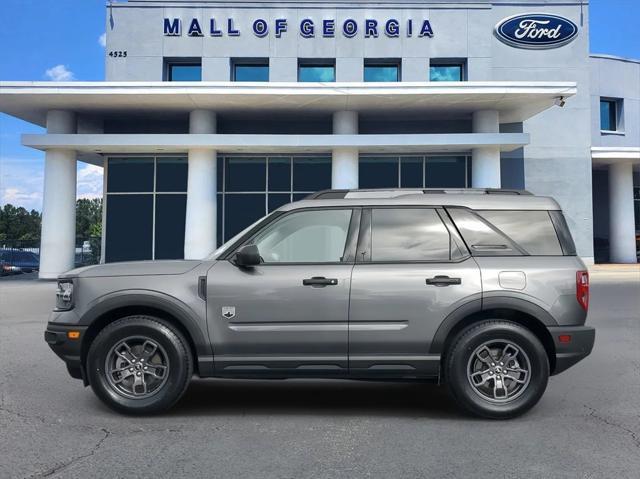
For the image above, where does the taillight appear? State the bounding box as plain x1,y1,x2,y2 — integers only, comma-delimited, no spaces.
576,270,589,311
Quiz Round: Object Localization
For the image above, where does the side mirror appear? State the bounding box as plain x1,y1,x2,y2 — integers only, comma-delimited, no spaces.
234,244,261,267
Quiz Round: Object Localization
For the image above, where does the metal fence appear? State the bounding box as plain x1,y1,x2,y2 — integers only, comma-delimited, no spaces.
0,237,102,270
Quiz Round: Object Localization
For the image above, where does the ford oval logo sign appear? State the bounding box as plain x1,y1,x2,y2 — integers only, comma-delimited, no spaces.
495,13,578,49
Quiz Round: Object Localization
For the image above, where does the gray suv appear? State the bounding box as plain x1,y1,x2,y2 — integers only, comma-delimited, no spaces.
45,189,595,418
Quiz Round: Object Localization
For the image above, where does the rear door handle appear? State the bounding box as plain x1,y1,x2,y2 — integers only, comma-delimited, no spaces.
303,276,338,286
426,275,462,287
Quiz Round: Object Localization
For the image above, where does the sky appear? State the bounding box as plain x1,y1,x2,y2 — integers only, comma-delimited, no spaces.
1,0,639,212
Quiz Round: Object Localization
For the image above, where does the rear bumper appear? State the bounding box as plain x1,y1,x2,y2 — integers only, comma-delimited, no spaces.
548,326,595,375
44,323,88,381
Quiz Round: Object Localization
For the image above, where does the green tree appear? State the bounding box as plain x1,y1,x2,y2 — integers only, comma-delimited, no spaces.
76,198,103,240
0,204,41,241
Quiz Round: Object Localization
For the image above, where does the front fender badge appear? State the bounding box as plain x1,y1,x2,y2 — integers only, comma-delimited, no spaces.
221,306,236,319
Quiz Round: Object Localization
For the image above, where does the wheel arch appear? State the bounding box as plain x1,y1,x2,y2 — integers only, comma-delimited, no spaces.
431,298,557,374
79,293,211,384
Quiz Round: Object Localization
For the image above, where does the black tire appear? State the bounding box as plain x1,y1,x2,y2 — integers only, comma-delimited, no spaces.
444,320,549,419
87,315,193,415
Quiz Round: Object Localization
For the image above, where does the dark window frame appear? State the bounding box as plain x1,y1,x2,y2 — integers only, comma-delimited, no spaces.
600,97,623,133
164,58,202,81
297,58,336,82
429,58,467,82
231,58,270,82
363,58,401,82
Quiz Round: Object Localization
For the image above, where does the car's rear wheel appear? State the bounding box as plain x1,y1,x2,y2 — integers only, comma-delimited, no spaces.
87,315,192,415
445,320,549,419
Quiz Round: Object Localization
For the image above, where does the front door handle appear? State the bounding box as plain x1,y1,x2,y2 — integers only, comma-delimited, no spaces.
426,275,462,287
303,277,338,287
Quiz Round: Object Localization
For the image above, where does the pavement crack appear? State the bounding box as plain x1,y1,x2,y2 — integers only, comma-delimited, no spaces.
26,428,112,479
584,405,640,449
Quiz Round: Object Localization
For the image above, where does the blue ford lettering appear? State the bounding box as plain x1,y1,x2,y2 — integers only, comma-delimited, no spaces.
494,13,578,49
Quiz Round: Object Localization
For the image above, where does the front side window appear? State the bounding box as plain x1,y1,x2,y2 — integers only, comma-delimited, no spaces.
430,61,465,81
252,209,352,263
600,98,619,132
166,61,202,81
371,208,451,261
298,60,336,82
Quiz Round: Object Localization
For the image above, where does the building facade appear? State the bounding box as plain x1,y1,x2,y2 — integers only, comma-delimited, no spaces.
0,0,638,278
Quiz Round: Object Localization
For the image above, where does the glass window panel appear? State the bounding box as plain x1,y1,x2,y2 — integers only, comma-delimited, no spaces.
169,64,202,81
268,193,291,212
400,157,423,188
600,99,617,131
293,157,331,191
107,157,154,193
225,157,266,191
105,195,153,262
234,64,269,81
447,208,520,256
430,65,463,81
298,65,335,82
371,209,451,261
359,157,399,188
293,193,310,202
426,156,467,188
478,210,563,256
155,194,187,259
217,193,223,245
253,209,352,263
217,157,224,191
268,157,291,191
156,157,188,192
364,65,399,82
225,194,266,239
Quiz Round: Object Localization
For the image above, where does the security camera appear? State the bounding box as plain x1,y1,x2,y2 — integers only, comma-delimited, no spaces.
554,96,566,108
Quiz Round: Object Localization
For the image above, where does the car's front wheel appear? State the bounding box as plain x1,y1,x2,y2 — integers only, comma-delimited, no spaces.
86,315,193,415
445,320,549,419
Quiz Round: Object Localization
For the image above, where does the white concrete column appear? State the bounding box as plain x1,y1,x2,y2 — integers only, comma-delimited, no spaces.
184,110,217,259
472,110,501,188
608,162,637,263
39,110,77,279
332,111,359,189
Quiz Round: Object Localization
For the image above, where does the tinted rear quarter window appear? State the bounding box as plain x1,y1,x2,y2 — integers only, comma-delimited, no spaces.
477,210,563,256
370,208,452,261
447,208,520,256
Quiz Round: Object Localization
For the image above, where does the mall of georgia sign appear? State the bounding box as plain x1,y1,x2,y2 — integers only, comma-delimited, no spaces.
494,13,578,49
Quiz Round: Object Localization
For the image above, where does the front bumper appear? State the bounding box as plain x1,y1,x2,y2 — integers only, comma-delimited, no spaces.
548,326,596,375
44,323,88,381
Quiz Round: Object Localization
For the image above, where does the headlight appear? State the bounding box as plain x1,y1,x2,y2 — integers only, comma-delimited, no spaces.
55,280,74,310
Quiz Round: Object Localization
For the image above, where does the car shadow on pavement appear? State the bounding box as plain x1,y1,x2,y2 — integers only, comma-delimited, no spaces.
168,379,463,419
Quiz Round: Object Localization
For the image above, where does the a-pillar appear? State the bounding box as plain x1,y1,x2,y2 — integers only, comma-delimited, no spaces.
39,110,77,279
184,110,217,259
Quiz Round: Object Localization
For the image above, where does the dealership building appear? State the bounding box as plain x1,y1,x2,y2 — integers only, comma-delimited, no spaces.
0,0,638,278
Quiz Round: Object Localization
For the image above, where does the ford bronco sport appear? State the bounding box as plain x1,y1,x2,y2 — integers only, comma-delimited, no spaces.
45,189,595,418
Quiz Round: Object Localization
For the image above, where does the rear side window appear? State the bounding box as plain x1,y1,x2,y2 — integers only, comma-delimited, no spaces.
370,208,452,261
477,210,563,256
447,208,521,256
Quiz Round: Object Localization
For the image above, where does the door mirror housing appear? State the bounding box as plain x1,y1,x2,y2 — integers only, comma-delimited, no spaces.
234,244,261,267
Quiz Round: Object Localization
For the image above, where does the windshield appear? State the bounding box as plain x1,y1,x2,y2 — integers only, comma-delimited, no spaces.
207,212,276,260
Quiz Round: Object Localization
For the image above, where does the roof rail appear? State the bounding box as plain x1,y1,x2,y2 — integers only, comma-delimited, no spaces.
306,188,532,200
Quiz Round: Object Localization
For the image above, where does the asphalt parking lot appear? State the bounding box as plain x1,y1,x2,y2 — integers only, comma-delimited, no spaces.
1,269,639,479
